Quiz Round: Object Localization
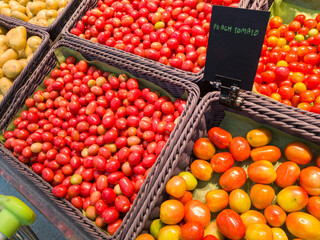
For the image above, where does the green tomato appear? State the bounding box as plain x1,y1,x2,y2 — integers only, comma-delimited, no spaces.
155,21,165,30
150,219,165,239
178,172,198,191
309,28,319,37
70,174,82,185
295,34,304,42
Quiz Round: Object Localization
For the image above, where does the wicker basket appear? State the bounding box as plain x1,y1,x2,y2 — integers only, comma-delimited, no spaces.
61,0,270,83
0,16,50,119
125,90,320,239
0,39,200,239
0,0,81,40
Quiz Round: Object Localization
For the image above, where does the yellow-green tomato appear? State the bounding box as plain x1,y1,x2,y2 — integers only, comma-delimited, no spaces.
204,221,225,240
271,228,288,240
229,189,251,213
178,172,198,191
157,225,181,240
149,219,165,239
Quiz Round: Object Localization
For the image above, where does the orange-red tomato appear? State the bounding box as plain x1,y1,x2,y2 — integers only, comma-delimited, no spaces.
208,127,232,149
241,210,267,228
193,138,216,160
264,205,287,227
229,137,251,161
316,156,320,168
275,161,300,188
307,196,320,219
251,146,281,163
250,184,275,209
219,167,247,192
286,212,320,240
248,160,277,184
166,176,187,198
184,200,211,228
277,186,309,212
136,233,155,240
269,16,283,29
160,200,184,225
210,152,234,173
216,209,246,240
181,222,204,240
205,189,229,213
246,128,272,147
176,191,193,205
245,223,273,240
190,160,213,181
284,142,313,165
299,166,320,196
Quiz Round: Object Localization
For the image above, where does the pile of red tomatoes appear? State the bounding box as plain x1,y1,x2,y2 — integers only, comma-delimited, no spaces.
70,0,239,73
255,14,320,113
137,127,320,240
3,56,186,234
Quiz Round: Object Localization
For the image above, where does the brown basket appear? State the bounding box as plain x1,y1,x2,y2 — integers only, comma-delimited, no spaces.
0,0,81,40
0,15,50,119
61,0,267,83
0,39,200,239
125,90,320,239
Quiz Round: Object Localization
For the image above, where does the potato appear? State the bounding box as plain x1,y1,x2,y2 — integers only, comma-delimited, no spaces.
19,59,28,68
27,36,41,52
12,11,29,22
58,0,68,8
27,1,46,16
11,4,26,14
0,77,13,95
47,18,55,25
28,18,38,25
0,49,19,67
57,7,64,15
18,0,29,6
0,35,8,51
25,4,34,18
37,19,48,26
45,9,57,19
3,0,10,3
0,26,8,35
0,68,3,78
3,59,23,79
8,1,20,8
0,94,3,102
46,0,58,10
5,26,27,51
35,9,46,20
27,54,33,62
0,2,9,9
1,8,12,17
24,44,33,57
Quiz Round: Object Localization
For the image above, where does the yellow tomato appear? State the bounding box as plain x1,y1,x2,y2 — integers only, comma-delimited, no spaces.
276,186,309,212
246,128,272,147
178,172,198,191
271,228,288,240
245,223,273,240
229,189,251,213
157,225,181,240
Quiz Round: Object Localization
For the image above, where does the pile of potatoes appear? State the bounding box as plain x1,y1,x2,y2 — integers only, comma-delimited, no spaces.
0,0,70,27
0,25,41,102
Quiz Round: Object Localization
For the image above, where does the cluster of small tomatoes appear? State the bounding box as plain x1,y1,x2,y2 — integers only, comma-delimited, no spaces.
3,56,186,235
137,127,320,240
70,0,239,73
255,14,320,113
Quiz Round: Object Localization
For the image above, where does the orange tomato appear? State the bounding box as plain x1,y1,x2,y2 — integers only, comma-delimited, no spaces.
184,200,211,228
229,137,251,161
248,160,277,184
241,210,267,228
245,223,273,240
160,200,184,225
276,186,309,212
176,191,193,205
271,228,288,240
307,196,320,219
251,146,281,163
284,142,313,165
210,152,234,173
229,189,251,213
205,189,229,213
264,205,287,227
275,161,300,188
219,167,247,192
208,127,232,149
246,128,272,147
286,212,320,240
299,166,320,196
216,209,246,240
166,176,187,198
136,233,155,240
269,16,283,29
193,138,216,160
250,184,275,210
190,160,213,181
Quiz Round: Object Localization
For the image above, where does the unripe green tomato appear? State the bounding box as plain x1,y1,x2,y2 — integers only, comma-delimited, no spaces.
150,219,165,239
71,174,82,185
178,172,198,191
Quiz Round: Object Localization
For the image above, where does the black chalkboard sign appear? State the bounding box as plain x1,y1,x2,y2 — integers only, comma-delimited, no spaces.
204,6,270,91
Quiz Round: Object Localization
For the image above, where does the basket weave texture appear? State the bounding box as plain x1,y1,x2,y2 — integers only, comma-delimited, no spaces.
0,15,50,119
0,0,81,40
0,39,200,239
125,90,320,239
62,0,268,82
